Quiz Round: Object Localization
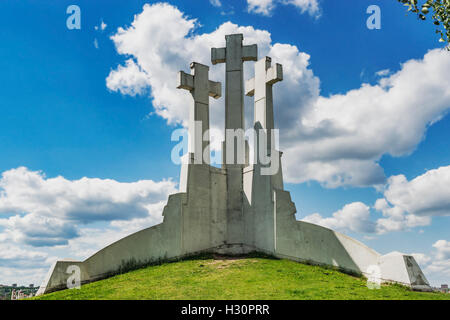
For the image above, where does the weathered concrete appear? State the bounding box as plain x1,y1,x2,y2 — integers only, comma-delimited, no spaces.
212,34,257,247
379,252,431,291
177,62,221,164
37,33,430,295
245,56,282,151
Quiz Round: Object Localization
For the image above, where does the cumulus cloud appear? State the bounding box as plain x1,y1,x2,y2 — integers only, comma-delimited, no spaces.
0,243,49,268
370,166,450,233
426,259,450,283
302,165,450,235
303,202,375,233
0,214,79,247
107,3,450,188
302,200,429,235
384,166,450,217
412,240,450,286
303,166,450,236
0,167,177,247
247,0,276,15
373,198,431,234
247,0,320,17
0,266,48,286
284,49,450,187
0,243,53,285
433,240,450,260
106,59,150,96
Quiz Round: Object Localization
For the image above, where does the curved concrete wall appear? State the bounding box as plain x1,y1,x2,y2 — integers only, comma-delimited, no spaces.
274,189,380,275
86,192,184,280
37,165,430,295
37,193,185,294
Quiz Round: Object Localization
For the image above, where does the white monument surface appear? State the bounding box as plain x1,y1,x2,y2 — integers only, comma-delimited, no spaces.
37,34,430,295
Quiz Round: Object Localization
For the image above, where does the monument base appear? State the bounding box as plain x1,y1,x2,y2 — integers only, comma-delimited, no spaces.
37,162,431,295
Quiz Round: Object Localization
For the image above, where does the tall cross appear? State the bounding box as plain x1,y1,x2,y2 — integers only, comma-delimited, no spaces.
211,34,257,151
245,57,282,152
177,62,221,164
211,34,257,244
245,56,283,130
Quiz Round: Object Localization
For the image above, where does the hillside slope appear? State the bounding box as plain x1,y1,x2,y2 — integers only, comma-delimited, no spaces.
34,255,449,300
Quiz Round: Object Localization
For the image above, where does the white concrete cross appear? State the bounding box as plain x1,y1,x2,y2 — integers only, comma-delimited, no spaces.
211,34,257,243
245,56,283,131
177,62,221,164
211,34,257,133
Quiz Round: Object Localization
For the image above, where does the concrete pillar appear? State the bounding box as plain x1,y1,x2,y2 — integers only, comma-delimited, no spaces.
246,57,284,190
177,62,221,165
245,56,283,152
211,34,257,244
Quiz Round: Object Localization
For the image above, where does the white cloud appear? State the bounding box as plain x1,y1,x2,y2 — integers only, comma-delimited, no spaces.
280,0,321,17
0,167,177,247
373,198,431,234
369,167,450,233
0,266,48,287
375,68,390,77
433,240,450,260
107,3,450,188
0,214,79,247
106,59,150,96
247,0,320,17
303,202,376,233
0,243,49,268
383,166,450,217
412,240,450,286
247,0,276,15
282,49,450,187
426,259,450,280
0,243,53,285
302,165,450,235
301,200,429,236
210,0,222,7
95,20,107,31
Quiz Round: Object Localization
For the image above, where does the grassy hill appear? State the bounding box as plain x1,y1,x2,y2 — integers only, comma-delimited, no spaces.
34,254,450,300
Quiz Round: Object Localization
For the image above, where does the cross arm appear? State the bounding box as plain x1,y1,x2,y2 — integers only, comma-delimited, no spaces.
211,47,226,65
177,71,194,91
266,63,283,85
242,44,258,62
209,80,221,99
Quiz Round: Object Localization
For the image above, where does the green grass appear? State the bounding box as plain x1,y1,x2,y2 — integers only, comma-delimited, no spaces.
34,255,450,300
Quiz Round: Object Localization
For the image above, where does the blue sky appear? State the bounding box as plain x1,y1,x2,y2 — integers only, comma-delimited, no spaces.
0,0,449,287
